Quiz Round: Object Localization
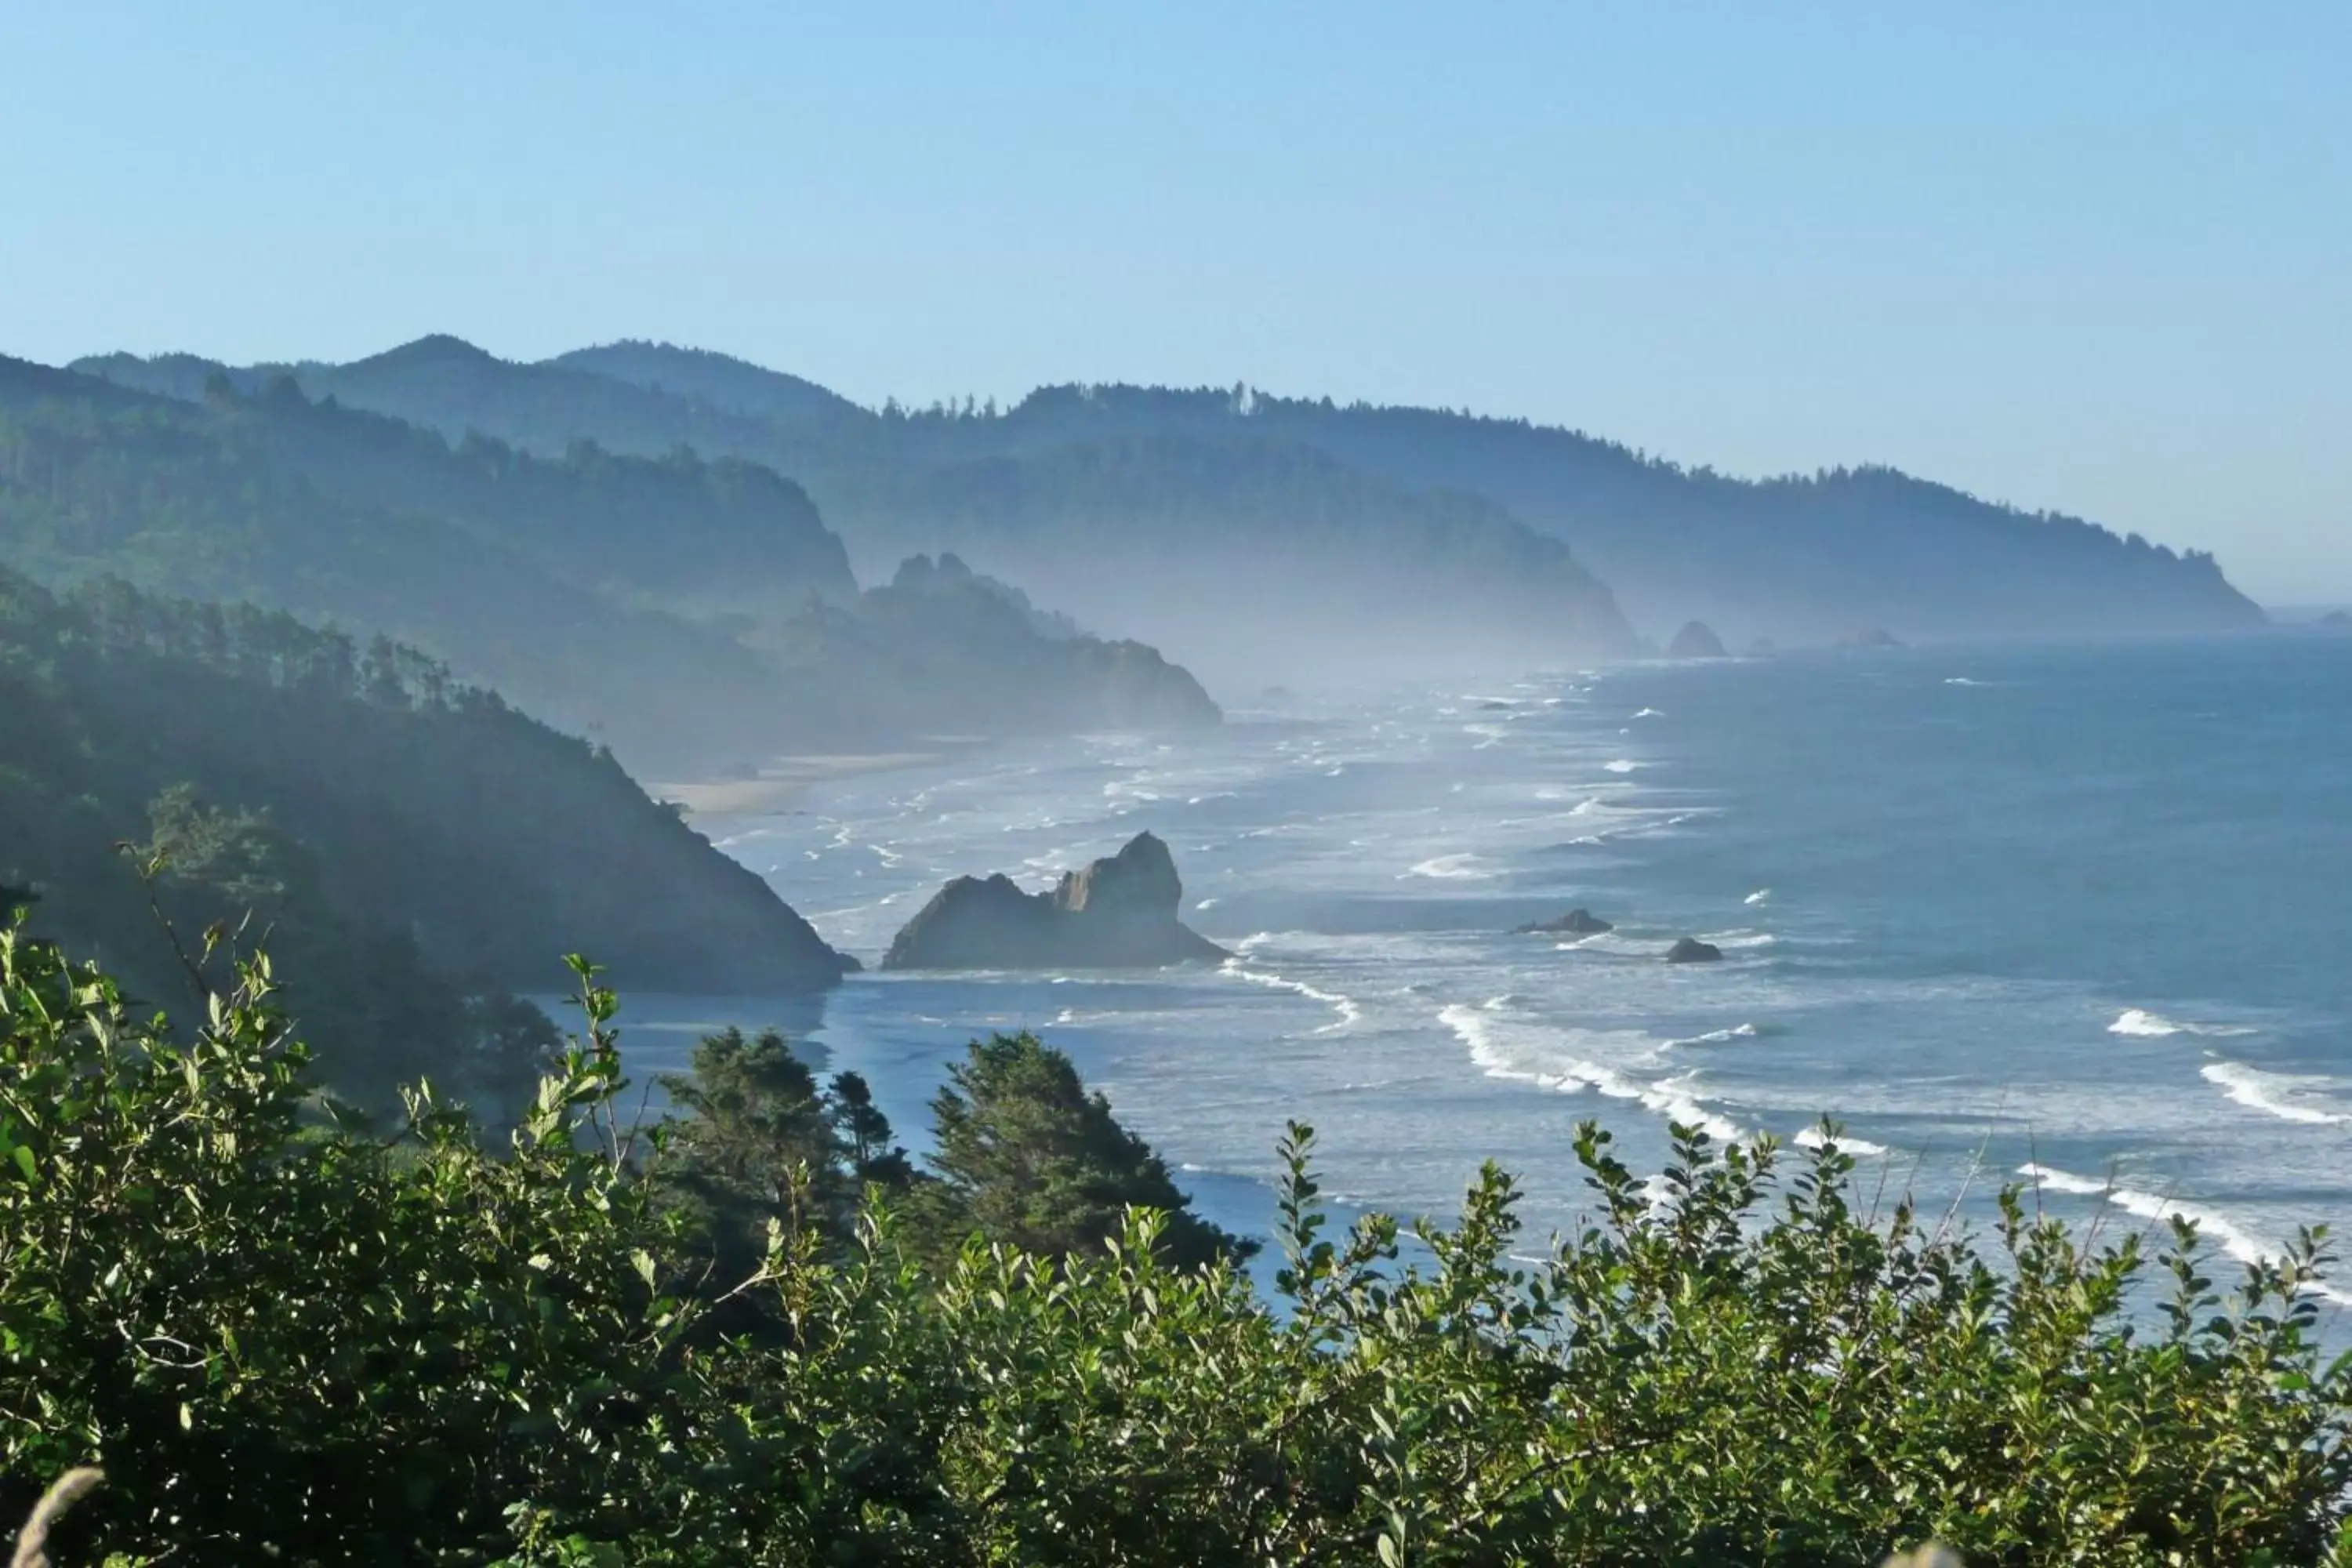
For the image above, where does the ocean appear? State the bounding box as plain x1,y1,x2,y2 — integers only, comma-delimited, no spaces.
640,633,2352,1310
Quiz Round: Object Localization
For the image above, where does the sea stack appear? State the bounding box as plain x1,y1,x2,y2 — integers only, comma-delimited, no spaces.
1515,909,1613,936
1665,936,1725,964
1668,621,1728,659
881,832,1229,971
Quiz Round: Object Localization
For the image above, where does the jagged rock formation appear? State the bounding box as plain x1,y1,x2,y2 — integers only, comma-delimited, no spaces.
1665,937,1725,964
1515,909,1613,936
1668,621,1728,659
881,833,1227,971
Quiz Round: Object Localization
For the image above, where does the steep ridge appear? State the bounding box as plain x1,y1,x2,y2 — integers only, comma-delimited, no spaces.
0,564,854,1108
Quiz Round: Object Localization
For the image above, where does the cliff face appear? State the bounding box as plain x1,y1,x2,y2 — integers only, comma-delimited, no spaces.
882,833,1227,971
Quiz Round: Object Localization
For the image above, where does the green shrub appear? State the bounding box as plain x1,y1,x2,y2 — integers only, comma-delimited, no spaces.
5,924,2350,1566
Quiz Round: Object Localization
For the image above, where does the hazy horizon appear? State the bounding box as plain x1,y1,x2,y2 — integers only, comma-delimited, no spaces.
5,4,2346,600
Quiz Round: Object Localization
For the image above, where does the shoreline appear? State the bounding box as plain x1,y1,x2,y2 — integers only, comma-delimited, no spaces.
649,750,953,819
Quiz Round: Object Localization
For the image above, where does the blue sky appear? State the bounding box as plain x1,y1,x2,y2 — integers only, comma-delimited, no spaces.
4,3,2345,599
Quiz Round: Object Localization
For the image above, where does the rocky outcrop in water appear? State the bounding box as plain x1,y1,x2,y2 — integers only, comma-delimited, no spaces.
1515,909,1613,936
1668,621,1728,659
1837,627,1904,649
1665,937,1724,964
880,832,1228,971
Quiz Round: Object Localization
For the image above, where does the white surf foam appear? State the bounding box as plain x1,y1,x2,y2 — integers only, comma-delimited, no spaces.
1744,888,1773,906
1665,1022,1769,1047
2109,1008,2258,1039
1439,998,1744,1143
1795,1126,1889,1157
1602,758,1645,774
2201,1061,2350,1126
2018,1163,2352,1305
1402,853,1497,880
1944,677,1984,687
1221,955,1363,1034
1632,707,1664,718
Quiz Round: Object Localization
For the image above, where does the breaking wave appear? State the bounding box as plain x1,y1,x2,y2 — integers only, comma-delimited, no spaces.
1795,1126,1889,1157
1439,997,1744,1144
1222,955,1363,1035
2201,1061,2350,1126
2018,1163,2352,1305
1403,853,1498,880
2109,1008,2258,1039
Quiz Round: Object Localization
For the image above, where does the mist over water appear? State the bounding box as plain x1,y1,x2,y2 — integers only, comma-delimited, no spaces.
672,633,2352,1314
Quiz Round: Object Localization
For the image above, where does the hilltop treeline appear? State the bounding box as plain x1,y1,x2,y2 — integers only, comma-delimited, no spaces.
3,923,2345,1566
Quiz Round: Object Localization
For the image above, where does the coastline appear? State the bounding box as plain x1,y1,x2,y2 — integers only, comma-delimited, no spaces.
650,750,953,819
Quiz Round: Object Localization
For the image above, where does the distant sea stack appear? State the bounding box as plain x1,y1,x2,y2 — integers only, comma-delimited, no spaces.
1837,627,1904,650
1668,621,1728,659
1515,909,1613,936
881,832,1228,971
1665,937,1724,964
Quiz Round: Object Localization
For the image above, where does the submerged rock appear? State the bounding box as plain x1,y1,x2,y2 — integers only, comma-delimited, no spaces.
1664,936,1724,964
1515,909,1613,937
881,832,1228,971
1667,620,1728,659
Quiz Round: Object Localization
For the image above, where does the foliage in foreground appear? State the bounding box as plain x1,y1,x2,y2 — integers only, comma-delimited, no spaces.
3,925,2350,1566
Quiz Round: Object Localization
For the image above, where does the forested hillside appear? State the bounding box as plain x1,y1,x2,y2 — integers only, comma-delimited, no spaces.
80,338,1645,687
0,564,851,1107
164,336,2263,658
984,387,2265,642
10,354,1221,771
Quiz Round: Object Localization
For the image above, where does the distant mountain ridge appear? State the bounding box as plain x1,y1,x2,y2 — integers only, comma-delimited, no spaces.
71,334,2263,672
74,338,1645,687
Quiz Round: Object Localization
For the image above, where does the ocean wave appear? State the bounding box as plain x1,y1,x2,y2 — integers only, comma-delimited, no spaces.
1632,707,1664,718
1944,677,1985,687
1402,853,1498,880
1568,797,1610,817
1439,998,1744,1143
1701,931,1779,950
1795,1126,1889,1157
2201,1061,2350,1126
1222,956,1363,1034
2018,1163,2352,1305
1664,1022,1773,1047
1193,897,1221,911
1744,888,1773,906
1602,759,1646,774
2109,1007,2259,1039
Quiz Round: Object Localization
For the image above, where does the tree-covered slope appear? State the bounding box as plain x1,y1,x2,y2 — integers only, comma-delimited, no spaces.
17,354,1225,768
0,355,806,768
90,339,1642,682
0,565,854,1100
1005,387,2265,642
771,552,1222,733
